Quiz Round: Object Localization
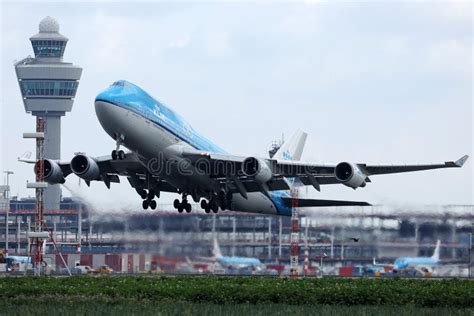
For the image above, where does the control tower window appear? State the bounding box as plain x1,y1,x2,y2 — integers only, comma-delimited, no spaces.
31,40,66,57
20,80,78,97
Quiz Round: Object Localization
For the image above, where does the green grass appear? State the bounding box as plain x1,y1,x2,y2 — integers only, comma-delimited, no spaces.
2,302,473,316
0,276,472,309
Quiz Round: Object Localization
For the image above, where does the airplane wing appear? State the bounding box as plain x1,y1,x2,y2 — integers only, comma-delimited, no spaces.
183,151,468,197
23,147,468,200
27,152,178,193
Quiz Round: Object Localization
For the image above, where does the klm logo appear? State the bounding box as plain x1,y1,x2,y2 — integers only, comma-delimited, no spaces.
152,105,161,118
282,151,293,160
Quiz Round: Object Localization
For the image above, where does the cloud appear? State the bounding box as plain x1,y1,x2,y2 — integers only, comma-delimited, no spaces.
0,1,471,206
168,36,191,49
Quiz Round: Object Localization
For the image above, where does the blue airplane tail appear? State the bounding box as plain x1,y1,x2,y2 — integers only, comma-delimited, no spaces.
431,240,441,261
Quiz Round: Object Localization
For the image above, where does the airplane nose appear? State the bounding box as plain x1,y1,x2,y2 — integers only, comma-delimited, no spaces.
95,88,116,105
95,81,127,106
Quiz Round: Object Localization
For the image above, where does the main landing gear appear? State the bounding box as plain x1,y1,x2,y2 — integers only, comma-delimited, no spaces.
111,134,126,160
141,189,158,210
174,194,192,213
200,191,233,214
200,199,218,214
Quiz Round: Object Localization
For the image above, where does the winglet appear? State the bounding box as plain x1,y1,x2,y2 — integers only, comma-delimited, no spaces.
446,155,469,168
453,155,469,167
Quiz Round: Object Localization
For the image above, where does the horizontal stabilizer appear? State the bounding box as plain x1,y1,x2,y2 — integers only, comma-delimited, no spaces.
281,197,371,208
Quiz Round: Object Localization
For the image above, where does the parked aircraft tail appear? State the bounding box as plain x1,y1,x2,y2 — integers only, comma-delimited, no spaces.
17,151,35,164
431,240,441,261
212,238,222,259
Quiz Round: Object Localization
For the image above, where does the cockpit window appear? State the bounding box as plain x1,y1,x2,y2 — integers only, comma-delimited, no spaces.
111,81,125,87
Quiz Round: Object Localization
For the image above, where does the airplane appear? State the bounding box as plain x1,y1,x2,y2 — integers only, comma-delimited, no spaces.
212,238,262,269
18,151,33,163
25,80,468,215
392,240,441,273
4,255,31,264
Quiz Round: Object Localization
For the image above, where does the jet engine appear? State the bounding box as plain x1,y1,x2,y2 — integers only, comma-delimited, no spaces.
35,159,65,184
242,157,272,183
335,162,367,189
71,155,100,181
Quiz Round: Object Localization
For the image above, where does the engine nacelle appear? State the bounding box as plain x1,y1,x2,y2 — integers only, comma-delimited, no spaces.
242,157,272,183
35,159,65,184
71,155,100,181
335,162,367,189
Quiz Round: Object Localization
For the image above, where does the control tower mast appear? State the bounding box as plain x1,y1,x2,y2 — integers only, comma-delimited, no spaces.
15,16,82,210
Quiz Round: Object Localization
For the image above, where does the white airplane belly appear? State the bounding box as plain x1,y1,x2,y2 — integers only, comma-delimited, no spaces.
232,193,278,215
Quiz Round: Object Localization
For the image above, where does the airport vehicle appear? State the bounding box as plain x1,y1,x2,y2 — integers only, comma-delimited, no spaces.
28,80,468,215
392,240,441,273
74,265,93,274
92,265,113,274
0,249,6,264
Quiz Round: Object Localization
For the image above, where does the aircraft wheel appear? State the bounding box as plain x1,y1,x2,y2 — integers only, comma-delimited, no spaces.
118,150,125,160
139,190,147,200
185,203,192,213
142,200,149,210
204,208,210,214
149,200,157,210
178,206,183,213
200,199,208,209
211,201,218,213
111,150,118,160
148,190,155,200
173,199,180,209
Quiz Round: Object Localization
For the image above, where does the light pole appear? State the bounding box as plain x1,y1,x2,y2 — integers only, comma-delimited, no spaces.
320,252,328,277
3,171,14,253
469,223,472,278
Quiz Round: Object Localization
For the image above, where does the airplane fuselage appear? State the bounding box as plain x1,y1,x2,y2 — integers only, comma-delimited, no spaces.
95,81,289,215
393,257,438,270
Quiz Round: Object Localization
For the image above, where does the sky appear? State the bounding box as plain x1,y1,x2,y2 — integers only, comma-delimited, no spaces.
0,1,472,211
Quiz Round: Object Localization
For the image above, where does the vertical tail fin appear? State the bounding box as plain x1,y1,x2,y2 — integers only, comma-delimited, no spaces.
272,129,307,189
213,238,222,259
431,240,441,261
17,151,35,163
273,129,307,161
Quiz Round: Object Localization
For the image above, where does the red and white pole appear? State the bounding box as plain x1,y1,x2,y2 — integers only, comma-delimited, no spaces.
290,188,299,278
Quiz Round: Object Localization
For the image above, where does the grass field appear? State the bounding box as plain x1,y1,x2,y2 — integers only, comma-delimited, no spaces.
0,276,472,315
2,302,473,316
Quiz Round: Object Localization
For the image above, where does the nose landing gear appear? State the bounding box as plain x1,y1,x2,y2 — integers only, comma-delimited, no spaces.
111,149,125,160
111,134,126,160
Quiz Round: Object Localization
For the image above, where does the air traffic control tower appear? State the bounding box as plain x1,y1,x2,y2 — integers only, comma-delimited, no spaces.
15,17,82,210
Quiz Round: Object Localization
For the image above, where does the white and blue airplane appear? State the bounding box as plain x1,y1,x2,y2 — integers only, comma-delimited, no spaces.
212,239,262,269
5,255,31,264
31,80,468,215
393,240,441,273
